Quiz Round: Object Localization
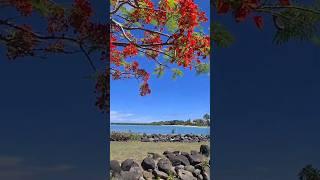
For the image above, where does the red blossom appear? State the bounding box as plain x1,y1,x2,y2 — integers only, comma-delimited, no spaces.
279,0,290,6
235,6,251,22
132,61,139,72
6,25,38,59
69,0,92,33
253,16,264,29
246,0,260,9
217,1,230,14
123,43,138,58
10,0,33,16
47,7,68,33
140,82,151,96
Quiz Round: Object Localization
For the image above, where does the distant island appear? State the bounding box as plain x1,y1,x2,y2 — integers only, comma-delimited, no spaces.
111,114,210,127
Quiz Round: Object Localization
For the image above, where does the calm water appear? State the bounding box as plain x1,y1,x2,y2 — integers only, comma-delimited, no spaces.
110,124,210,135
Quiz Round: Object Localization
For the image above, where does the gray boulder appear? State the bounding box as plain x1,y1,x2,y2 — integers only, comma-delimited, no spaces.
118,171,142,180
110,160,122,175
153,169,168,179
184,165,195,173
187,154,204,166
121,159,139,171
193,169,201,176
175,165,185,172
142,170,154,180
157,158,173,174
141,157,155,170
181,152,189,157
168,154,190,166
177,169,197,180
130,166,143,175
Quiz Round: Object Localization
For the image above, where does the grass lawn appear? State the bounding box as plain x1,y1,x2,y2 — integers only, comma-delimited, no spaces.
110,141,209,163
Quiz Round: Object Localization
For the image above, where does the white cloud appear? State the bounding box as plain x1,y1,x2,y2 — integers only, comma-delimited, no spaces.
110,111,134,122
110,110,161,123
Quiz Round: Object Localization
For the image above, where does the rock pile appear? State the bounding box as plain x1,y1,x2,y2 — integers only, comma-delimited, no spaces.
110,133,210,143
110,145,210,180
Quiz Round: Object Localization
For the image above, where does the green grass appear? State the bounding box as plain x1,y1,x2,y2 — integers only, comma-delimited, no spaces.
110,141,209,163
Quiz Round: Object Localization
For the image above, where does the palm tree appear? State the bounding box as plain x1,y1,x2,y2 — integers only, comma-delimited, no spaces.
203,113,210,126
203,113,210,121
298,165,320,180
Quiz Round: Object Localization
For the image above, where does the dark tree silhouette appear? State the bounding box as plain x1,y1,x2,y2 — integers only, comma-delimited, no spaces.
299,165,320,180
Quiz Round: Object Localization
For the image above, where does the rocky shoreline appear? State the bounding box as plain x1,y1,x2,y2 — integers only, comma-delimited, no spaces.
110,132,210,143
110,145,210,180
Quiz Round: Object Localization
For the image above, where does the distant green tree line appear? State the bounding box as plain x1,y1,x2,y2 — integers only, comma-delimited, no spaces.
150,113,210,127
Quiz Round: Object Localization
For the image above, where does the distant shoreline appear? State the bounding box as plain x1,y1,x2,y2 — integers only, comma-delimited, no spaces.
110,122,209,128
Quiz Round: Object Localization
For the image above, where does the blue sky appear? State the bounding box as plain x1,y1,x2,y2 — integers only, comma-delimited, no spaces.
110,0,211,123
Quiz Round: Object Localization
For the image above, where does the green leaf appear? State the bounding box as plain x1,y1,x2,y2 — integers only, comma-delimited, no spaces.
212,22,234,48
273,8,320,44
132,22,142,27
167,0,177,8
195,63,210,75
166,14,179,33
172,68,183,80
31,0,50,16
119,6,133,16
154,65,165,78
150,19,158,26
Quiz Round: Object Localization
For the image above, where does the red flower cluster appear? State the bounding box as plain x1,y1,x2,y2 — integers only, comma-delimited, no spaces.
140,82,151,96
69,0,92,33
137,69,151,96
156,0,171,26
132,61,139,72
170,30,210,68
6,25,37,59
131,0,155,24
142,32,162,59
47,7,68,33
217,0,264,29
112,70,122,80
10,0,33,16
217,1,230,14
253,16,263,29
110,35,121,66
279,0,290,6
74,0,92,17
178,0,200,32
123,43,138,58
88,23,108,46
234,0,260,22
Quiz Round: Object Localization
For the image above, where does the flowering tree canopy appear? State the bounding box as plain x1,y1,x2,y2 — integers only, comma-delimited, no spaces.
110,0,210,97
213,0,320,47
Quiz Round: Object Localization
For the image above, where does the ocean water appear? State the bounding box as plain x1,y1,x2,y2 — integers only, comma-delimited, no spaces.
110,124,210,135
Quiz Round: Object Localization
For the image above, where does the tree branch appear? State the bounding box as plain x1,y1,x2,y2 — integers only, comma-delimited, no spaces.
257,5,320,15
79,44,97,72
0,19,97,72
110,1,129,15
122,26,171,37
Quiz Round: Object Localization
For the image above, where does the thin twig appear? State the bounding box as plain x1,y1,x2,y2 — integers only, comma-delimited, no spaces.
258,5,320,15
